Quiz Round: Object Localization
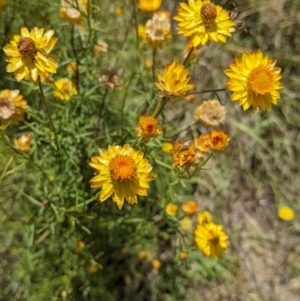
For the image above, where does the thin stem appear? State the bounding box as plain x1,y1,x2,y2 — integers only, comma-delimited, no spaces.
152,97,167,118
131,0,139,51
186,88,226,94
152,48,157,82
38,76,61,153
99,88,109,117
71,24,80,92
183,46,194,66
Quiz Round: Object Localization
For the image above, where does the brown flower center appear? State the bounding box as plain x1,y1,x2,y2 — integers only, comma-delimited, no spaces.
109,155,137,182
201,3,217,26
17,37,36,57
0,97,15,119
248,66,274,94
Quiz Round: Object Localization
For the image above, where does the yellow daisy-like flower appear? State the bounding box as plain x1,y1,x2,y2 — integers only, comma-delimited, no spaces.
224,50,284,111
53,78,78,101
154,61,195,100
165,203,178,216
135,115,163,143
89,144,154,210
162,142,173,153
0,89,28,126
278,206,295,221
197,211,213,225
59,0,87,25
14,134,32,151
3,27,57,82
181,217,192,231
138,0,162,12
174,0,235,48
194,222,229,258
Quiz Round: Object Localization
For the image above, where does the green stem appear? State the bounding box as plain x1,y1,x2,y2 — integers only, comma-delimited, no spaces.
151,97,167,118
38,76,61,153
152,48,157,82
131,0,139,51
183,46,194,66
186,88,226,94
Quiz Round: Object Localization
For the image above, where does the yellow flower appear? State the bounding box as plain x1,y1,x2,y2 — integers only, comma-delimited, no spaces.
194,133,210,154
53,78,78,101
87,265,99,274
0,89,28,125
278,206,295,221
180,252,188,260
181,217,192,231
152,259,161,269
197,211,213,225
171,139,199,168
185,94,196,103
162,142,173,153
182,200,198,216
89,144,154,210
194,222,229,258
194,100,226,127
66,61,78,77
144,12,171,49
14,134,32,151
3,27,57,82
59,0,87,25
174,0,235,48
138,0,162,12
165,203,178,216
144,58,153,68
115,7,123,16
206,130,230,152
135,115,163,143
154,61,195,100
224,50,284,112
76,241,85,250
0,0,6,11
138,251,149,261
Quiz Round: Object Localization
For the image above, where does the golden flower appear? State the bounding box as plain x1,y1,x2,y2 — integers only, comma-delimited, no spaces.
89,144,154,210
194,100,226,127
152,259,161,269
14,134,32,151
59,0,87,25
0,89,28,125
182,200,198,215
87,265,99,274
98,69,122,91
115,7,123,16
94,39,108,54
138,251,149,261
66,61,78,77
194,133,210,154
154,61,195,100
162,142,173,153
185,94,196,103
197,211,213,225
53,78,78,101
225,50,284,112
3,27,57,82
135,115,163,143
194,222,229,258
76,241,85,250
278,206,295,221
138,24,147,40
145,58,153,68
138,0,162,12
171,139,199,168
181,217,192,231
180,252,188,260
206,130,230,152
144,12,171,49
174,0,235,48
165,203,178,216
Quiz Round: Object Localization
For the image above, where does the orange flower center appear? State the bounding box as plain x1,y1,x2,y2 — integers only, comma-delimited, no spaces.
201,3,217,26
109,155,137,182
17,37,36,57
0,97,15,119
62,82,70,93
207,231,219,245
248,66,274,94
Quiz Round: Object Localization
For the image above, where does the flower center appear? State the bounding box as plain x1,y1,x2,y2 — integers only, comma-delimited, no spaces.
201,3,217,26
248,66,274,94
17,37,36,57
207,231,219,245
0,97,15,119
109,155,137,182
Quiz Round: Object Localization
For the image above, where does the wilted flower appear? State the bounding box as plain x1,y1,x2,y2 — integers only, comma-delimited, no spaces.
98,69,122,90
14,134,31,151
194,222,229,258
138,0,162,12
206,130,230,152
154,62,195,100
3,27,57,82
194,100,226,127
94,39,108,54
182,200,198,215
0,89,28,125
197,211,213,225
59,0,87,25
225,50,284,112
165,203,178,216
89,144,154,210
171,139,199,168
144,12,171,49
278,206,295,221
174,0,235,48
135,115,163,143
53,78,78,101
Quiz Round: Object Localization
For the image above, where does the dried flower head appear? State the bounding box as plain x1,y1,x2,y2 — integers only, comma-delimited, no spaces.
194,100,226,127
174,0,235,48
14,134,32,151
144,12,171,49
99,69,122,90
165,203,178,216
182,200,198,215
225,50,284,112
0,89,28,125
89,144,154,210
154,62,195,100
138,0,162,12
59,0,87,24
94,39,108,54
207,130,230,152
3,27,57,82
53,78,78,101
171,139,199,168
135,115,163,143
